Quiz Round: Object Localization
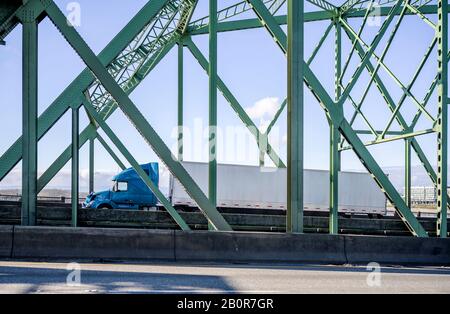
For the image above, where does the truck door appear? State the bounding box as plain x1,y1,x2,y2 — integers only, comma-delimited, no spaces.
111,181,135,209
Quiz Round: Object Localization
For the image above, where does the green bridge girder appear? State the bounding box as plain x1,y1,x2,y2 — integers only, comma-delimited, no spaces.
0,0,448,237
0,0,22,44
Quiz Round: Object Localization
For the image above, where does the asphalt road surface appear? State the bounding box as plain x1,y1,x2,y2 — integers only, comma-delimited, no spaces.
0,261,449,294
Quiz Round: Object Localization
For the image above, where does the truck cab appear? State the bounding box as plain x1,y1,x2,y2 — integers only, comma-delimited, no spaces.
83,163,159,210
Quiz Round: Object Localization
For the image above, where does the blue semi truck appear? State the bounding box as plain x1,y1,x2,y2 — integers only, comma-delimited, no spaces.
83,163,159,210
83,161,386,216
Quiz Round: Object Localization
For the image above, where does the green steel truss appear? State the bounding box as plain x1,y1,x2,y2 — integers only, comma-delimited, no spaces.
0,0,448,237
340,0,434,14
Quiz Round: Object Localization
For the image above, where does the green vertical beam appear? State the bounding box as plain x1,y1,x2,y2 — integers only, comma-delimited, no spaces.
44,1,231,231
287,0,304,233
209,0,218,212
185,39,286,168
405,139,412,209
437,0,448,238
330,125,339,234
209,0,218,231
334,19,342,157
89,138,94,193
178,40,184,162
330,19,341,235
21,18,38,226
71,106,79,227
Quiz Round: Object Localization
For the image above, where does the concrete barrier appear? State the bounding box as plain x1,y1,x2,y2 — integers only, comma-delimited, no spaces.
13,226,175,260
0,225,13,258
2,226,450,266
344,235,450,266
175,231,347,264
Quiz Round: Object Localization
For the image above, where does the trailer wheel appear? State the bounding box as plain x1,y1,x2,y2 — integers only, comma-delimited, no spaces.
178,206,195,213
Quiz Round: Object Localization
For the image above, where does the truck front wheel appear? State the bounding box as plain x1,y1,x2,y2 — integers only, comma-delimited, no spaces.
98,204,113,210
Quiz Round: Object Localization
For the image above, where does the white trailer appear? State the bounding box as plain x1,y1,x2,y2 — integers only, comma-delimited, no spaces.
169,162,387,215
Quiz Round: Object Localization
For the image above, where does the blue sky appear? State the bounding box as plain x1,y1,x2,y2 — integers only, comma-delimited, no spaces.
0,0,446,191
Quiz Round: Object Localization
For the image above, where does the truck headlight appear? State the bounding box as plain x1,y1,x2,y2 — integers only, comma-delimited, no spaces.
84,201,95,208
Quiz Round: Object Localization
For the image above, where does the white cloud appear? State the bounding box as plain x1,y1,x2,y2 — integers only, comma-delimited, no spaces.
245,97,281,121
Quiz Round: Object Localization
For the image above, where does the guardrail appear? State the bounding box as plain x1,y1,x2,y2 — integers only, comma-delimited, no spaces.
0,202,449,237
0,194,86,204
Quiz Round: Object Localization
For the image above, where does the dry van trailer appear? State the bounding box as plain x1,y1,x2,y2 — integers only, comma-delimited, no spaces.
169,162,387,216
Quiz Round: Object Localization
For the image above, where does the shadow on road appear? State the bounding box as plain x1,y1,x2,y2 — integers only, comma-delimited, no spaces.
165,263,450,276
0,265,236,293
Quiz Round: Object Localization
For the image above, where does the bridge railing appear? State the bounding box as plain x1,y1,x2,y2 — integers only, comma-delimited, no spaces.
0,194,86,204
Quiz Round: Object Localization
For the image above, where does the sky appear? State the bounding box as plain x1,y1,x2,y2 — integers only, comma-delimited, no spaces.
0,0,447,192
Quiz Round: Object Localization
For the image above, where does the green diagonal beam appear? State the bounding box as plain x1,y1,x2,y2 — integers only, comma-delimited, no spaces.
305,65,427,237
340,17,436,124
341,20,450,217
307,0,337,12
340,0,364,13
266,99,287,136
341,2,435,139
246,0,288,53
338,0,403,107
36,38,177,194
186,5,440,36
0,0,169,182
188,12,334,35
185,38,286,168
44,0,232,231
307,22,334,65
265,19,333,137
247,0,427,237
410,50,450,130
381,36,437,138
83,99,191,231
96,133,127,171
340,0,374,83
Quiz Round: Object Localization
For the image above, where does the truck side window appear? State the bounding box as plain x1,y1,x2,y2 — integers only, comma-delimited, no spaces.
117,181,128,192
